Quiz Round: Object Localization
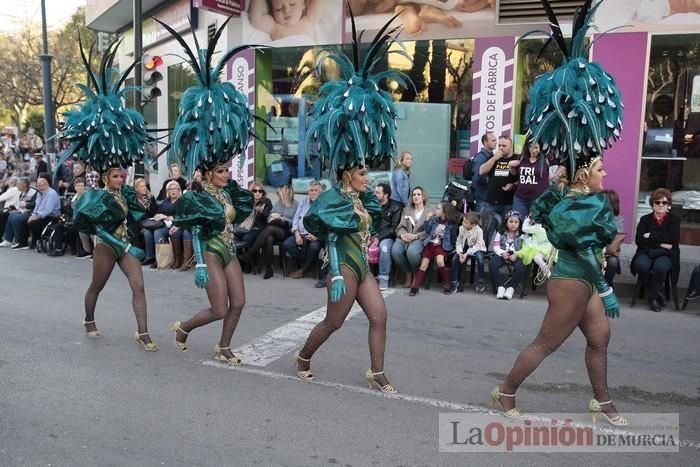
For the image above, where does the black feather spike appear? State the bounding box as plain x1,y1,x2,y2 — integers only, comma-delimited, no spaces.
153,17,202,80
205,15,234,87
78,34,99,91
347,0,359,70
540,0,569,59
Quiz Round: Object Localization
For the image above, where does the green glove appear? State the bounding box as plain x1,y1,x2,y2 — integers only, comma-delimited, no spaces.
578,247,620,319
95,225,145,261
192,226,210,289
327,232,346,303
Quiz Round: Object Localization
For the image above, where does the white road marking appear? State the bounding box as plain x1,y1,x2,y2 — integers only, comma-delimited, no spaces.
202,361,700,451
232,289,396,367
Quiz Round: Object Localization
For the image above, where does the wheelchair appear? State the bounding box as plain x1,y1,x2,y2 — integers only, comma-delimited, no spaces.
36,215,66,256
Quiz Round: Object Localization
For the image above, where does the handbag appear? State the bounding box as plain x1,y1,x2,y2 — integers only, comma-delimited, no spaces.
268,217,289,229
237,212,255,233
368,243,380,264
142,218,166,231
156,239,175,269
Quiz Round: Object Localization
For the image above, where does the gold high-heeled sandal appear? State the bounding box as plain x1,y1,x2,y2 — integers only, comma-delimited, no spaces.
82,320,102,339
490,386,522,418
134,332,157,351
168,321,188,352
588,399,629,426
293,351,314,381
214,344,241,366
365,369,397,394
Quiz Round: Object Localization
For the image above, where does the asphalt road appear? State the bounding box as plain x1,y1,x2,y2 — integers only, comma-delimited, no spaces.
1,249,699,466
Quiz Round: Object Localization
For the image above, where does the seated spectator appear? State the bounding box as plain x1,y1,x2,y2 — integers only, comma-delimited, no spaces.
132,178,158,265
449,211,487,294
372,182,403,290
391,186,431,288
240,184,298,279
17,173,61,250
409,202,458,296
235,181,272,244
631,188,680,312
150,181,192,270
63,177,93,258
516,216,554,279
603,189,625,288
0,177,36,247
85,164,100,190
156,163,188,201
58,161,87,197
0,177,20,212
489,210,526,300
284,180,324,280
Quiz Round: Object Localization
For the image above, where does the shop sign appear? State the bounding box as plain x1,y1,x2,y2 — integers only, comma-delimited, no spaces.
193,0,243,16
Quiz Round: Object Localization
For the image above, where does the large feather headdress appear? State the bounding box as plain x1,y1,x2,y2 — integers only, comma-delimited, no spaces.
58,38,155,173
155,16,258,179
307,6,413,172
523,0,623,175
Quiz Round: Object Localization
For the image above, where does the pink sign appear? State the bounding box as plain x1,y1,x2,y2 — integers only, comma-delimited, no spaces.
226,48,256,187
192,0,243,16
470,36,515,156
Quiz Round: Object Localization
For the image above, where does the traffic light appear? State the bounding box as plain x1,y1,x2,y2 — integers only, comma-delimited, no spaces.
142,54,163,102
96,32,110,53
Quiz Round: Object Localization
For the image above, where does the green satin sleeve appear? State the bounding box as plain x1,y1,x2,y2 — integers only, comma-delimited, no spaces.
546,193,617,251
530,185,566,229
303,188,359,240
359,190,382,236
72,190,126,235
120,185,146,223
223,180,254,224
174,191,225,241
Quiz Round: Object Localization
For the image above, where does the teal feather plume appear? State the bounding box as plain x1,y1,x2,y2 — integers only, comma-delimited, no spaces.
155,16,262,179
57,37,155,174
306,4,413,172
522,0,623,176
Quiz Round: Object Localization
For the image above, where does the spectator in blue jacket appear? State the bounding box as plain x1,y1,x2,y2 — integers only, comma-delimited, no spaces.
390,151,412,207
409,201,458,296
23,173,61,250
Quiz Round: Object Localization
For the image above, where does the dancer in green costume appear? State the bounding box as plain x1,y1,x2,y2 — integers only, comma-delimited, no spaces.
160,17,256,366
491,0,629,427
293,9,413,393
60,38,158,351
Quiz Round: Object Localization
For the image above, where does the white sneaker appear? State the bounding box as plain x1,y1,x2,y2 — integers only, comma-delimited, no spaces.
379,279,389,291
504,287,515,300
0,240,11,247
496,286,506,299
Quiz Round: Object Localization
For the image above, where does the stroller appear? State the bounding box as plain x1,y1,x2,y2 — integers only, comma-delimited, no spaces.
36,214,66,256
442,180,474,220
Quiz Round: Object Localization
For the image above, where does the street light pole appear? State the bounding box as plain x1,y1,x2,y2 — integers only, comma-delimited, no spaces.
40,0,56,168
133,0,145,178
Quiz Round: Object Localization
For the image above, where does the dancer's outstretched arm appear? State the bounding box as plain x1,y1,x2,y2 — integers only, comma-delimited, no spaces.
328,232,346,303
191,226,210,289
578,247,620,318
95,225,145,261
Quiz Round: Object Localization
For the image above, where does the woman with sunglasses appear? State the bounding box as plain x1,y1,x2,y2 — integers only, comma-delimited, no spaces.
630,188,680,312
235,182,272,246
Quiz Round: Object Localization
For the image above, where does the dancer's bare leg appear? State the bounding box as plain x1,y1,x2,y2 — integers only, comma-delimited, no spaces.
117,252,152,344
84,243,117,333
355,271,392,387
498,279,590,410
297,265,359,371
217,258,246,360
578,293,620,417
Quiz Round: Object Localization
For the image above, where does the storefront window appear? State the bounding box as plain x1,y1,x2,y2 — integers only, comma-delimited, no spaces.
264,39,474,183
641,34,700,245
167,62,198,129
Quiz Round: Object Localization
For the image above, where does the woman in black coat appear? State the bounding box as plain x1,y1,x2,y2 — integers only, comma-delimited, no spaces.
631,188,681,312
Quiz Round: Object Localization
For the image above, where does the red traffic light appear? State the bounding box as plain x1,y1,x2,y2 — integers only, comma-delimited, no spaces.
144,55,163,70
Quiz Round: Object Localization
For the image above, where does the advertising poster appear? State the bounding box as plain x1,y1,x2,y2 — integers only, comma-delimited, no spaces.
593,0,700,32
226,48,256,187
241,0,343,47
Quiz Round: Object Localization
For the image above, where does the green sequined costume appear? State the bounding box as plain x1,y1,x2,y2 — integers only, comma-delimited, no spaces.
73,185,148,260
174,180,253,267
531,186,617,296
304,187,382,283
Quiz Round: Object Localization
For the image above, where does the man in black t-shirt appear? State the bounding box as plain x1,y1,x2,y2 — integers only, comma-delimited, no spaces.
480,136,518,218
